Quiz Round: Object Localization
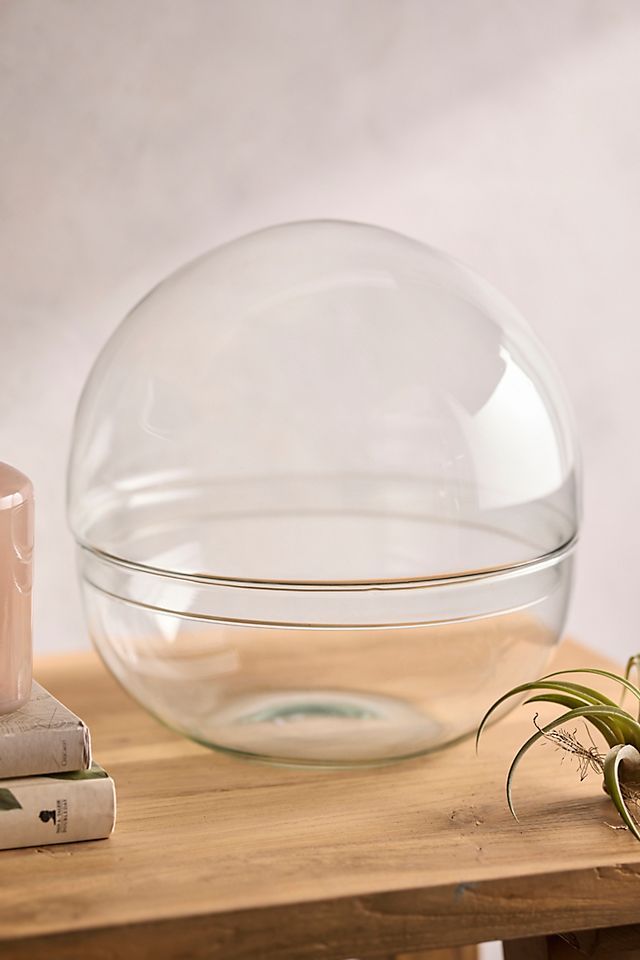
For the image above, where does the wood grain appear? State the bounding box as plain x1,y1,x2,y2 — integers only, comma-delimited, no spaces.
0,641,638,958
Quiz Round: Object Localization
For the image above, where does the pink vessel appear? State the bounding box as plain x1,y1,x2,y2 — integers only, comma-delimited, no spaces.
0,463,33,714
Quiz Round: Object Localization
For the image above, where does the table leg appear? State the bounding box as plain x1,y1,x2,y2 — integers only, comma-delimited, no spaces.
503,924,640,958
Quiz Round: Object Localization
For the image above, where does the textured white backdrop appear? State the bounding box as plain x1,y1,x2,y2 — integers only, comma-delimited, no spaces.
1,0,639,671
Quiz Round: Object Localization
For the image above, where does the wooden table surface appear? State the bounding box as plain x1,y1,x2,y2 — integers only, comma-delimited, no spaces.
1,641,640,959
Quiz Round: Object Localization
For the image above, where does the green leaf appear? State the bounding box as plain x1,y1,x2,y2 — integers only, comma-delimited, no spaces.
603,744,640,841
504,705,640,821
623,656,640,719
476,679,625,750
543,668,640,711
540,680,620,708
523,693,618,746
524,681,629,743
46,762,108,781
0,788,22,811
624,655,640,683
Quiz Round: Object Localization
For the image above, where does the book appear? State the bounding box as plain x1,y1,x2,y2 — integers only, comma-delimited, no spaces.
0,763,116,850
0,681,91,778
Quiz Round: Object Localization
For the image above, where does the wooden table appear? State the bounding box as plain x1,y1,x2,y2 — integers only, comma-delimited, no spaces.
2,642,640,959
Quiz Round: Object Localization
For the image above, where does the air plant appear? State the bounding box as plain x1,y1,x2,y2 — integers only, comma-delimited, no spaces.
477,654,640,839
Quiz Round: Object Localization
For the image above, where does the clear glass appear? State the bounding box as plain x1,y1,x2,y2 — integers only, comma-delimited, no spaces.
68,221,579,766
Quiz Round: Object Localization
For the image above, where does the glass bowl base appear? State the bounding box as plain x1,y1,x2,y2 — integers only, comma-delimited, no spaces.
186,687,444,767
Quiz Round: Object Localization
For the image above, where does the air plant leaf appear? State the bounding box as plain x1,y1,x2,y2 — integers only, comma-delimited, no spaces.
504,705,637,820
624,655,640,684
542,668,640,710
603,744,640,841
478,658,640,841
522,693,618,746
476,679,627,749
623,656,640,720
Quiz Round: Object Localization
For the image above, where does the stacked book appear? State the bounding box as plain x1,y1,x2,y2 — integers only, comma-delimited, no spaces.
0,682,116,850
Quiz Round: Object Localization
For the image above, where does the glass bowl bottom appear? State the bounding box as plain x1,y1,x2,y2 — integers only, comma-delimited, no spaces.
84,583,563,766
73,484,574,764
187,688,443,766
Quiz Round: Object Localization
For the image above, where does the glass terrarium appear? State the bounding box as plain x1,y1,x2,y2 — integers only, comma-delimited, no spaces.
67,221,579,767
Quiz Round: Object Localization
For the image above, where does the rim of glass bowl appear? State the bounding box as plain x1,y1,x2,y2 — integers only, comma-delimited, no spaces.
77,532,577,591
77,534,576,629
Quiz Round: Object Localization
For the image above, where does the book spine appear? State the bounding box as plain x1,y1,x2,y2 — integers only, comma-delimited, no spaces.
0,725,91,779
0,774,115,850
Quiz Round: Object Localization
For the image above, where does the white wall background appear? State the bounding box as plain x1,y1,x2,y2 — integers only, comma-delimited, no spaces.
2,0,639,673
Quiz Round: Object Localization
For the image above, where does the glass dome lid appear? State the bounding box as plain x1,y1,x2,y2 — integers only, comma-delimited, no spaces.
68,220,579,588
